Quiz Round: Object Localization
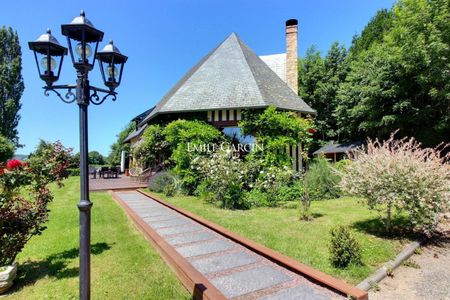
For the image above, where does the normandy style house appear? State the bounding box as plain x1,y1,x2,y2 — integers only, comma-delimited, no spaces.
124,19,315,171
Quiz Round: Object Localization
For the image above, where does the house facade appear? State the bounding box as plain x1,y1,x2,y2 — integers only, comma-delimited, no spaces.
124,19,315,171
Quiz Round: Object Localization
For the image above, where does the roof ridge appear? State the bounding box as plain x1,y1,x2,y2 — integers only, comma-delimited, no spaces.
138,33,236,127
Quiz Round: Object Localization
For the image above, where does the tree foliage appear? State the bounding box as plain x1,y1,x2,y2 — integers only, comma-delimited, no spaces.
0,135,14,162
299,43,348,149
107,122,136,166
300,0,450,147
0,27,24,146
240,106,314,166
88,151,105,165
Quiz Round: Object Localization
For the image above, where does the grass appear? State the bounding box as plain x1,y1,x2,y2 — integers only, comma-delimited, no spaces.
149,191,409,284
5,177,190,300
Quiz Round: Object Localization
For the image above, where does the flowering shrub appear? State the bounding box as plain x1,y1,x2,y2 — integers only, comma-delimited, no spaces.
340,133,450,235
0,141,71,266
255,165,296,206
192,148,251,209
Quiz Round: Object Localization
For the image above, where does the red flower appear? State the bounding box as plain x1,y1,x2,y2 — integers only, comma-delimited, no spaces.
0,168,4,175
308,128,317,134
6,159,23,170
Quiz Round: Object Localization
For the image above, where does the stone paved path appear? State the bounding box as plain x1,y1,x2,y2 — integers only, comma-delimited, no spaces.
114,191,345,300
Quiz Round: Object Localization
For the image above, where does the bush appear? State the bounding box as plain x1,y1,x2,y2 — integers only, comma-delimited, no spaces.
341,133,450,235
304,157,341,201
243,188,269,207
276,182,303,202
193,149,250,209
329,226,362,268
148,171,177,194
334,159,352,173
255,165,295,206
68,168,80,176
0,141,71,266
0,135,14,162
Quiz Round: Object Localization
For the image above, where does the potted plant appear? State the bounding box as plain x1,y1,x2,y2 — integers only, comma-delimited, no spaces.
0,141,71,294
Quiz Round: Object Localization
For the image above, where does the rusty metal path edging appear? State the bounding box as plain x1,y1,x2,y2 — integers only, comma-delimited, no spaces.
136,189,368,300
109,190,227,300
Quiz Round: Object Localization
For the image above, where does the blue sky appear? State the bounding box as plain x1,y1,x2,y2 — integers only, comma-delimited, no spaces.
1,0,396,156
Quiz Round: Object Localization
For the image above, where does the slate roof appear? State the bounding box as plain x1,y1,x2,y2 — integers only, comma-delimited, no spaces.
132,107,154,123
313,142,364,155
139,33,315,126
123,124,148,143
259,53,286,83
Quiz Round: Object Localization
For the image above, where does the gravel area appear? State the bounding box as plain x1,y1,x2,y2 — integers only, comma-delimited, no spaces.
369,238,450,300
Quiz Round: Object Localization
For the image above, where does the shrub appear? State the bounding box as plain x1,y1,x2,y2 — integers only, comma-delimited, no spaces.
148,171,177,194
68,168,80,176
255,165,295,206
304,157,341,201
329,226,362,268
243,188,269,207
276,182,303,202
0,141,71,266
193,149,250,209
334,159,352,173
340,133,450,235
0,135,14,162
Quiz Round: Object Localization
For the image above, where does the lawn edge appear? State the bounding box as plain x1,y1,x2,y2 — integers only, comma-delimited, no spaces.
109,190,226,300
138,189,368,300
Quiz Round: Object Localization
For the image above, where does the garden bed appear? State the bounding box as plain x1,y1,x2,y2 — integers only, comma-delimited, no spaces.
147,191,410,284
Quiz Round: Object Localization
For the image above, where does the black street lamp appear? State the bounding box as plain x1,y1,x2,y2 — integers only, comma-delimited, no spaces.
28,10,127,300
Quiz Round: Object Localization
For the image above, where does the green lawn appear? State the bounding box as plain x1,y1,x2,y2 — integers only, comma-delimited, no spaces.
149,191,408,284
6,177,190,300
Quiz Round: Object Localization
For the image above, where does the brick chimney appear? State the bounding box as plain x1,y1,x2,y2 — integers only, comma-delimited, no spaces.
286,19,298,94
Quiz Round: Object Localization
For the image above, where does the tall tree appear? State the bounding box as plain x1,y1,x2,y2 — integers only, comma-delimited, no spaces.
349,9,394,57
0,27,24,146
336,0,450,145
299,43,348,148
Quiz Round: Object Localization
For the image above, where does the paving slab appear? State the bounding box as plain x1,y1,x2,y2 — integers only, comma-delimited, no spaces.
143,214,180,222
176,239,235,258
148,218,191,229
156,224,203,236
166,231,216,246
210,266,291,298
259,285,330,300
191,252,259,274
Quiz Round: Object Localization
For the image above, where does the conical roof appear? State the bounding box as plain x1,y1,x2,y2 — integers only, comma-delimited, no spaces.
140,33,314,125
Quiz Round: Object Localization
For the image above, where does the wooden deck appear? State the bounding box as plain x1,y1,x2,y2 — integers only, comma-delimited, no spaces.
89,175,147,191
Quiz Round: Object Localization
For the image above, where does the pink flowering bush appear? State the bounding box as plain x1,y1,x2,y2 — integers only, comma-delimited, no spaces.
340,133,450,235
0,141,72,266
